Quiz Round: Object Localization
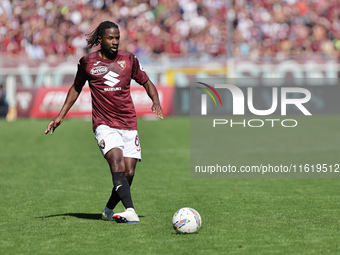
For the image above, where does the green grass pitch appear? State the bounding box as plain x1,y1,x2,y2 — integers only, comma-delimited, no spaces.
1,116,340,254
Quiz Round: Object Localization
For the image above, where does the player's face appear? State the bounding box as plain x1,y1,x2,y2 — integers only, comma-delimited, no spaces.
100,27,120,58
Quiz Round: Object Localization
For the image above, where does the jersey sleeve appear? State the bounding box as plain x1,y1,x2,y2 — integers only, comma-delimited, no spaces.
131,55,149,85
73,57,88,89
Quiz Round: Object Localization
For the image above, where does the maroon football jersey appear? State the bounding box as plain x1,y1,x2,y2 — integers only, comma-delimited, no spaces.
73,50,149,131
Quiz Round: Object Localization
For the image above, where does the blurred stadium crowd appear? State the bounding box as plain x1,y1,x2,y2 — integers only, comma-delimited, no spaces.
0,0,339,62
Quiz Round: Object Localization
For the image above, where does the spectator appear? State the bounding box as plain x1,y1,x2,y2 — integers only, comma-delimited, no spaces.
0,0,339,62
0,83,8,118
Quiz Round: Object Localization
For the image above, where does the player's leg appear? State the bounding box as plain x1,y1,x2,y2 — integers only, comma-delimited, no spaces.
122,130,141,185
105,148,135,210
125,157,137,185
111,131,141,223
110,156,140,223
95,125,137,222
105,157,137,212
106,148,139,223
101,148,125,221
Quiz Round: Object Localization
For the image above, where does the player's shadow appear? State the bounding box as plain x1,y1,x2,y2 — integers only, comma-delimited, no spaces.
37,213,102,220
37,213,145,221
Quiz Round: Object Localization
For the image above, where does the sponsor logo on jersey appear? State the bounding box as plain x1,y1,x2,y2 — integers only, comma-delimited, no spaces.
90,66,108,75
104,87,121,91
117,60,126,70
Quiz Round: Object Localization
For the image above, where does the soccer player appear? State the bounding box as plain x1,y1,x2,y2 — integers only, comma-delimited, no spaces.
44,21,163,223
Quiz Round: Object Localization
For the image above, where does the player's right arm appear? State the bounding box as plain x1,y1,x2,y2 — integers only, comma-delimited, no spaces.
45,59,87,135
44,84,83,135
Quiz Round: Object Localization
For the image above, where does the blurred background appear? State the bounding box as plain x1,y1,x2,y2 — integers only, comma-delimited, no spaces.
0,0,339,120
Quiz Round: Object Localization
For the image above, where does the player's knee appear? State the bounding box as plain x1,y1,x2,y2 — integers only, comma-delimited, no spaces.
105,148,124,173
125,167,135,179
108,158,124,173
126,173,134,186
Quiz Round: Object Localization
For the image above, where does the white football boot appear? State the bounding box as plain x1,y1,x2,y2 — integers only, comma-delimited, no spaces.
101,207,114,221
112,208,140,223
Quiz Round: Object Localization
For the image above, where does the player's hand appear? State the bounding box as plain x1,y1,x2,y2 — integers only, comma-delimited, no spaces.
44,117,63,135
152,103,163,119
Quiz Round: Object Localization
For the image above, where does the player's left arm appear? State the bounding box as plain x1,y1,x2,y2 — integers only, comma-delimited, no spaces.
143,79,163,119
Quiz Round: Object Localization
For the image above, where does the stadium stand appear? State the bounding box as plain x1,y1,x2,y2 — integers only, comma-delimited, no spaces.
0,0,339,62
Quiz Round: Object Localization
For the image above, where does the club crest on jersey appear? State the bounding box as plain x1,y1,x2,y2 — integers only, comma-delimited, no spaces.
90,66,108,75
99,139,105,149
117,60,126,70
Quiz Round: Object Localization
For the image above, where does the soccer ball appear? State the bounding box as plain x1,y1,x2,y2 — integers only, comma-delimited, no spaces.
172,207,202,234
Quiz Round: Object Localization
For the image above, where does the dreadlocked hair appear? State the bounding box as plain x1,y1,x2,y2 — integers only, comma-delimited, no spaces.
86,21,119,49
